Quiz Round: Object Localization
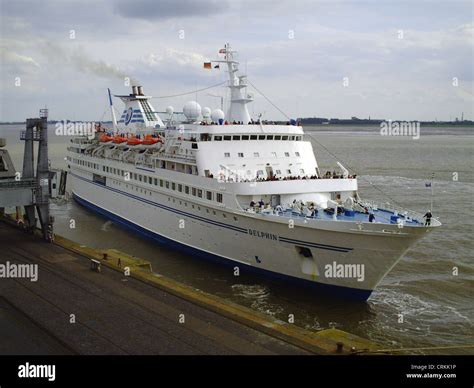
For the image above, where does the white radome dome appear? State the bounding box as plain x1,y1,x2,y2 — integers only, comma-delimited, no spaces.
202,107,211,118
166,106,174,115
183,101,201,121
211,109,225,123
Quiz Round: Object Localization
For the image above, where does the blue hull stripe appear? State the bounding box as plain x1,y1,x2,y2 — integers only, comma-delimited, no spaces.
279,237,352,253
72,192,372,301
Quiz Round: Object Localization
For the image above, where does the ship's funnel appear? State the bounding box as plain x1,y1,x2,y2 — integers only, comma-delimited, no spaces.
132,86,138,95
137,86,144,95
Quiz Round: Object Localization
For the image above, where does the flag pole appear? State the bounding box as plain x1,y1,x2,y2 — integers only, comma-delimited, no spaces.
430,172,434,212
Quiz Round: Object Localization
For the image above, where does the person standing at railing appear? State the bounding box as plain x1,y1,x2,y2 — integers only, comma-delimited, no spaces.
423,210,433,226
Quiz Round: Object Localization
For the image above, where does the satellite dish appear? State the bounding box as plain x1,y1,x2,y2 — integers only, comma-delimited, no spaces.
183,101,201,121
166,106,174,115
211,109,225,123
202,107,211,118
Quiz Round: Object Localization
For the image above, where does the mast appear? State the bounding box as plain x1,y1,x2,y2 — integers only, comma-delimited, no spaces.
214,43,253,123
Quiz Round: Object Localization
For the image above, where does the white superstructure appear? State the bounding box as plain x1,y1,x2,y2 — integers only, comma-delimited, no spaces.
66,45,440,300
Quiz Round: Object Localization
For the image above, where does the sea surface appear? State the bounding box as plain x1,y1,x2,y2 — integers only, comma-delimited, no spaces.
1,124,473,354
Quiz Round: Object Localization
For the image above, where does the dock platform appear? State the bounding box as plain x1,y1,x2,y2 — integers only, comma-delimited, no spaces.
0,219,378,355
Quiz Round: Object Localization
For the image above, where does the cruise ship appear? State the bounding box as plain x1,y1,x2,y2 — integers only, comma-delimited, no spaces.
66,44,441,300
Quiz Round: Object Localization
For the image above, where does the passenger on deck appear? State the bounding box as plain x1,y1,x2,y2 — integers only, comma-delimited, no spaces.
250,200,256,207
258,199,265,208
423,210,432,226
369,213,375,223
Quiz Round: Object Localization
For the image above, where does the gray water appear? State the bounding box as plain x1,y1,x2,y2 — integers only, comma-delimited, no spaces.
1,124,473,354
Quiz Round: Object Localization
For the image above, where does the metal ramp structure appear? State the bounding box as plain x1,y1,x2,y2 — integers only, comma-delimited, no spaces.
0,109,53,241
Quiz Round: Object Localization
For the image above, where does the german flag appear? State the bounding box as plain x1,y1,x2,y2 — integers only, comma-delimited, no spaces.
203,62,212,69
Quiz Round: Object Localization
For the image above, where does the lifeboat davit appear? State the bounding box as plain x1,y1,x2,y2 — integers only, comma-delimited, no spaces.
99,133,114,143
113,135,127,144
127,136,143,146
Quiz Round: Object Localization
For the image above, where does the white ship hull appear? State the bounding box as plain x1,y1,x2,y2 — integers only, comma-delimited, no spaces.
69,169,432,300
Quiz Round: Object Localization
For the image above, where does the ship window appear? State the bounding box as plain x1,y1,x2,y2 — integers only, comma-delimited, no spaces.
238,153,244,158
285,152,290,157
276,169,282,174
233,135,240,140
290,136,295,140
214,135,222,141
254,152,259,157
250,135,257,140
216,193,223,203
206,191,212,200
300,169,305,174
213,210,216,215
233,216,238,221
282,135,289,140
295,152,300,157
222,213,227,218
296,136,302,141
192,187,196,196
224,135,231,141
224,152,230,157
139,175,142,182
185,186,190,194
197,189,203,198
165,181,169,189
287,169,291,174
275,135,281,140
149,177,152,184
267,135,274,140
154,178,158,185
258,135,265,140
178,184,183,192
172,182,176,190
257,170,264,176
160,179,163,187
242,135,249,140
271,152,277,157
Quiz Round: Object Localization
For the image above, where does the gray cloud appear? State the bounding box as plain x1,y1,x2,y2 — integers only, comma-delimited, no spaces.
113,0,229,21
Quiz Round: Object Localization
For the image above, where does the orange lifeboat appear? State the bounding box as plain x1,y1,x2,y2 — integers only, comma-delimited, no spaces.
142,135,161,145
99,133,114,143
113,135,127,144
127,136,143,146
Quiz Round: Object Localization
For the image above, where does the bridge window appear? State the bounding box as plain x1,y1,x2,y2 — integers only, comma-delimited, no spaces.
271,152,277,157
258,135,265,140
165,181,169,189
233,135,240,140
267,135,274,140
224,135,231,141
274,135,281,140
238,153,244,158
250,135,257,140
172,182,176,190
206,191,213,200
224,152,230,157
197,189,203,198
284,152,290,157
214,135,222,141
216,193,223,203
185,186,190,194
192,187,196,196
295,152,300,157
282,136,289,140
242,135,249,140
160,179,163,187
178,184,183,192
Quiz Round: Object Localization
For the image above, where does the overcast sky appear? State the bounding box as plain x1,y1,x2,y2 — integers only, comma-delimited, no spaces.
1,0,473,122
